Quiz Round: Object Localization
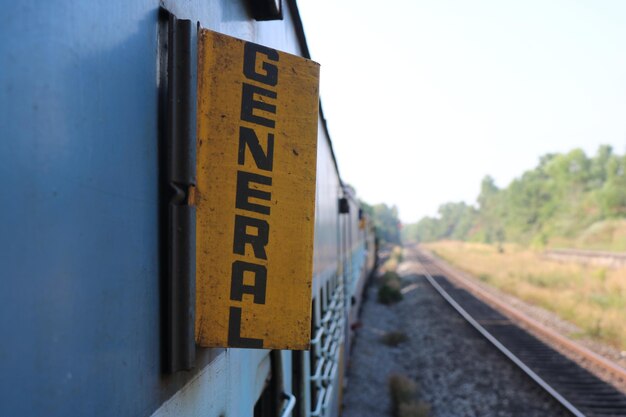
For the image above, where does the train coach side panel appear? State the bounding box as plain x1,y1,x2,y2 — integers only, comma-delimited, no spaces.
0,1,322,417
313,119,342,288
0,3,164,416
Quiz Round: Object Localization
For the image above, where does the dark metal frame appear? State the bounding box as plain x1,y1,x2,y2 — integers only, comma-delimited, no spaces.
160,10,197,373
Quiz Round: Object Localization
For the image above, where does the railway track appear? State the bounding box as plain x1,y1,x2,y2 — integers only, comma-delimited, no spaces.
414,249,626,417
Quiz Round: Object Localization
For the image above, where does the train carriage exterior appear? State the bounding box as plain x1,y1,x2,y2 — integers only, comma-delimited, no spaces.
0,1,376,417
340,187,377,347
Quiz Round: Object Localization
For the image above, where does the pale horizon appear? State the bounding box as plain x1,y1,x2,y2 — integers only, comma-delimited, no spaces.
298,0,626,223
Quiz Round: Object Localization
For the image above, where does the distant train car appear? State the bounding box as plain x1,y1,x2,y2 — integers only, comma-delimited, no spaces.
0,1,376,417
338,187,378,368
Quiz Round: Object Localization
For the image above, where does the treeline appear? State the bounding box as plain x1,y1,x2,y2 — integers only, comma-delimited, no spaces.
404,145,626,246
361,201,402,244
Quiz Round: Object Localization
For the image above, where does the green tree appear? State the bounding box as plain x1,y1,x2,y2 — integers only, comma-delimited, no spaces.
361,201,401,244
403,145,626,247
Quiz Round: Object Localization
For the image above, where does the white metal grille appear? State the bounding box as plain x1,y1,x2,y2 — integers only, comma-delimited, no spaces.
310,283,344,417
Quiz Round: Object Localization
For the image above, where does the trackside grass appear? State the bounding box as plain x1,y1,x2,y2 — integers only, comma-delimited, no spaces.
424,241,626,350
388,374,431,417
378,246,405,304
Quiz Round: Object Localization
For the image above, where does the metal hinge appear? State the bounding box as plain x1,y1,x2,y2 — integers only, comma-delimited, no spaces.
160,9,196,373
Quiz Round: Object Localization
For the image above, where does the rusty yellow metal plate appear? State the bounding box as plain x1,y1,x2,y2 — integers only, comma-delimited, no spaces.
195,29,320,349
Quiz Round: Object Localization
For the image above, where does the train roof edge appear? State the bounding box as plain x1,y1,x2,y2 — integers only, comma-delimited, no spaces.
286,0,344,187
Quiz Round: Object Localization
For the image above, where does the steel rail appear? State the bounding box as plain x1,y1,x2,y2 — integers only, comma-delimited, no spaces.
415,254,586,417
423,249,626,384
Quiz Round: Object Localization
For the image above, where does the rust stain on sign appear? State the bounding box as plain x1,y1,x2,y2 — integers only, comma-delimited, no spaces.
195,29,320,349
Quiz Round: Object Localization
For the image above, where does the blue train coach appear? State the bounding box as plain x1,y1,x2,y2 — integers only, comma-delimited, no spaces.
0,1,377,416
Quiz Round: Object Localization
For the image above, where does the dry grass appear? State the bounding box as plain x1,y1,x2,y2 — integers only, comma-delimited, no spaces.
381,330,409,347
551,219,626,252
382,245,405,273
424,240,626,350
398,403,431,417
383,257,400,273
392,245,404,263
378,271,403,304
389,374,431,417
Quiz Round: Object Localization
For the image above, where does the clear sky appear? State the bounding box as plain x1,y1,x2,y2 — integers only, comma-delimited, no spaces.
297,0,626,223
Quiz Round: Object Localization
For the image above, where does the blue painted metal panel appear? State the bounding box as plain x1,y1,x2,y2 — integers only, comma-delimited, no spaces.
313,120,342,284
0,1,351,416
0,2,165,416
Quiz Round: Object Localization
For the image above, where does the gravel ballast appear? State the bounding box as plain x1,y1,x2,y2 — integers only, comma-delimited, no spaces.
341,250,571,417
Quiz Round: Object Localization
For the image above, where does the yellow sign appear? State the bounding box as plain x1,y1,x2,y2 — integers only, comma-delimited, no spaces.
195,29,320,349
